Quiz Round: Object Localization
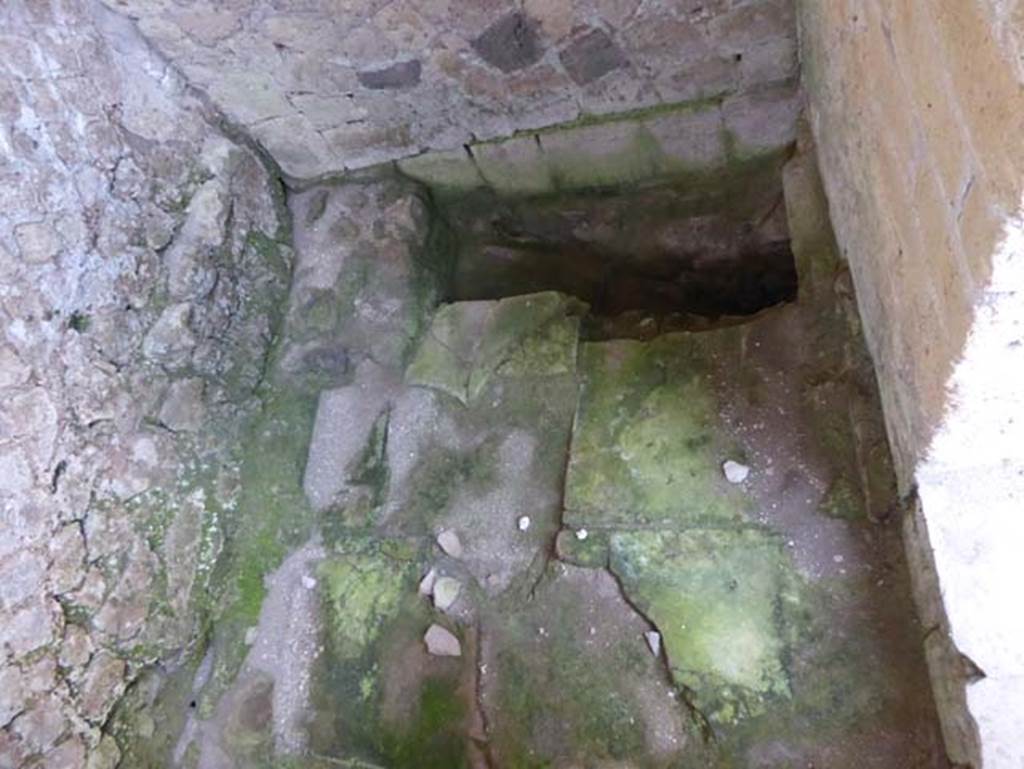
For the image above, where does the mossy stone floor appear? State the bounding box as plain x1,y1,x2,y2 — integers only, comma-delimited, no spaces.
168,179,947,769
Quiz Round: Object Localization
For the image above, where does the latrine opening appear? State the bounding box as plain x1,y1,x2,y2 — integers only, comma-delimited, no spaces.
433,155,798,338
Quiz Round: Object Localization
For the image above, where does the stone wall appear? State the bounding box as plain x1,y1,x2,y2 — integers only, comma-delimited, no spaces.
98,0,798,180
798,2,1024,766
0,1,291,765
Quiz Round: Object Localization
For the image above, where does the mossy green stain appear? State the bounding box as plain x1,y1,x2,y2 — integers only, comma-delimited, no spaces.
379,678,469,769
566,335,749,527
318,552,408,660
610,529,792,724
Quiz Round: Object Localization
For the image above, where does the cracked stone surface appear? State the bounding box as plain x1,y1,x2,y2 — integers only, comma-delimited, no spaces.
1,0,291,764
169,161,945,764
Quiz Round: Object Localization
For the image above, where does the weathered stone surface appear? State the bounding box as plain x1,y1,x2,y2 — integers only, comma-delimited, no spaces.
0,1,290,764
471,12,544,73
559,27,628,85
423,624,461,656
479,564,699,766
610,529,790,722
302,361,397,513
1,599,58,657
397,149,486,193
723,82,801,157
78,652,127,724
158,378,206,432
0,667,26,727
0,551,46,610
143,303,196,365
406,292,582,404
472,136,554,196
800,6,1024,761
282,181,437,384
357,60,422,90
565,334,749,528
95,0,797,178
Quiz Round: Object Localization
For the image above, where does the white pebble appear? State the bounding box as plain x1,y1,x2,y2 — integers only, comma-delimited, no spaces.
418,567,438,596
437,529,463,558
301,576,317,590
644,630,662,657
424,624,461,657
575,528,588,540
518,515,531,531
722,460,750,484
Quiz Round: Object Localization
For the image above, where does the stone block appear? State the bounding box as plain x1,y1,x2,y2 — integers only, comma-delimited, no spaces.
922,629,982,767
564,334,748,528
471,12,544,73
302,362,397,513
1,599,57,656
609,528,790,722
737,35,798,88
722,84,799,157
142,303,196,366
397,148,486,192
356,59,422,90
644,106,727,172
250,114,331,180
13,221,61,264
78,651,127,723
558,27,627,86
406,292,582,404
0,550,46,610
0,665,25,726
158,378,206,432
539,119,659,189
471,135,554,196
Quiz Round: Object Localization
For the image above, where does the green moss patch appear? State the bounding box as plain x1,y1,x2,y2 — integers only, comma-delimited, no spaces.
482,565,698,768
406,291,584,404
565,334,750,528
610,529,793,724
308,544,474,768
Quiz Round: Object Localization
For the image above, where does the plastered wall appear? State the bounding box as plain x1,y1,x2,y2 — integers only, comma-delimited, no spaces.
798,2,1024,766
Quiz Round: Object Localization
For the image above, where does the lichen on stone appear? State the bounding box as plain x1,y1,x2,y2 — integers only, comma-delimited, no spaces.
406,291,584,404
565,334,750,528
609,529,793,723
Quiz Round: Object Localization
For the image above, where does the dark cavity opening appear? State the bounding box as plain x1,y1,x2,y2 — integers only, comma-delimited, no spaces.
436,159,798,337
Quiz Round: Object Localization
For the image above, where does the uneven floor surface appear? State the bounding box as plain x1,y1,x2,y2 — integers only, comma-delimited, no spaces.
164,175,949,769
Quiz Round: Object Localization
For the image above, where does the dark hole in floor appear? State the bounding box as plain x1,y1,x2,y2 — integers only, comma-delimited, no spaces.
437,161,798,335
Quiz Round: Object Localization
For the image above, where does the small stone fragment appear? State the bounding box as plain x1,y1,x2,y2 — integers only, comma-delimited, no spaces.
644,630,662,657
722,459,750,484
437,530,463,558
517,515,531,531
244,627,258,645
432,577,461,611
575,528,589,540
301,576,317,590
418,568,438,596
424,624,461,657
